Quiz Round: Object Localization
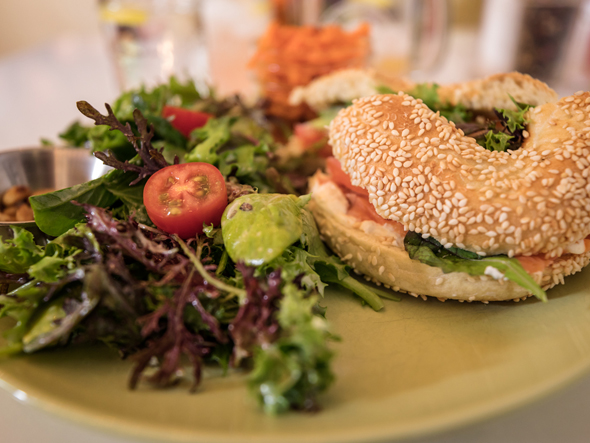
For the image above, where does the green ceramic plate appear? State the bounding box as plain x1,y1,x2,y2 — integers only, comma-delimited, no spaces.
1,269,590,443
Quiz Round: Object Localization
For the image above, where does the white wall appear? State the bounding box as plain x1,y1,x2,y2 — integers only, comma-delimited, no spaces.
0,0,99,56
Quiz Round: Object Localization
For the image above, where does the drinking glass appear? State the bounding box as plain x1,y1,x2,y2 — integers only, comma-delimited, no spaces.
320,0,449,78
477,0,588,92
203,0,270,98
514,0,581,85
98,0,209,92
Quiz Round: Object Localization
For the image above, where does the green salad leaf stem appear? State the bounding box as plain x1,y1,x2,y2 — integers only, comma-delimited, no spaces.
176,235,247,298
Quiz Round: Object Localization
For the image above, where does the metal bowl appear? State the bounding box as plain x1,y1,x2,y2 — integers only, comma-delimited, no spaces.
0,147,111,238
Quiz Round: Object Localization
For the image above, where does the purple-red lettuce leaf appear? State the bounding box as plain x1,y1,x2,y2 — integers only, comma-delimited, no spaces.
229,263,282,364
76,101,169,185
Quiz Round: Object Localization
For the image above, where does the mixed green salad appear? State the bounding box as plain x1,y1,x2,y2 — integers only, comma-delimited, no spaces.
0,78,397,414
0,78,546,415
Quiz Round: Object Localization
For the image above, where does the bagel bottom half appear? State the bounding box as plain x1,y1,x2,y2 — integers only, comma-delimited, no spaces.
309,175,590,303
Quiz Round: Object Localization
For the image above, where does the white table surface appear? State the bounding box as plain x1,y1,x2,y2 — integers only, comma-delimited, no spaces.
1,32,590,443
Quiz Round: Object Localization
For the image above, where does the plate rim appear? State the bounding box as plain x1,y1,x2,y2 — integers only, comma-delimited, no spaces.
1,323,590,443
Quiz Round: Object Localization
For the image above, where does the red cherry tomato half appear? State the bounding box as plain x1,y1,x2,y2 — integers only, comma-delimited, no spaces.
325,157,368,197
162,106,213,138
143,163,228,238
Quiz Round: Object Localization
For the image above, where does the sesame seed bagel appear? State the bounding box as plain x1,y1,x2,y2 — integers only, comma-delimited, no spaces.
309,174,590,302
289,68,414,111
289,70,558,112
437,72,558,111
329,91,590,258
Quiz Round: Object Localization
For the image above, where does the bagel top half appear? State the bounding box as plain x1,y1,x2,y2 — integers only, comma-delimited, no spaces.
329,90,590,259
289,69,558,112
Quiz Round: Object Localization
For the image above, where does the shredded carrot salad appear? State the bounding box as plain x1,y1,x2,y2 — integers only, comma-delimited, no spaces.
249,22,370,120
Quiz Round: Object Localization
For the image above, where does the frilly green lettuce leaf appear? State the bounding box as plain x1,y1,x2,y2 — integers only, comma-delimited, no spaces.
498,96,531,133
482,130,513,152
404,231,547,301
27,254,72,283
185,116,236,164
0,226,44,274
248,284,335,414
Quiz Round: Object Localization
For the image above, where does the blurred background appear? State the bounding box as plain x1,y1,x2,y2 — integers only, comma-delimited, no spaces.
1,0,589,147
1,0,589,92
0,0,479,57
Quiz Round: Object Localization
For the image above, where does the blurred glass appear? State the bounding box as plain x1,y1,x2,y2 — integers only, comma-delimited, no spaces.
477,0,590,92
514,0,580,84
320,0,449,77
98,0,209,92
203,0,271,98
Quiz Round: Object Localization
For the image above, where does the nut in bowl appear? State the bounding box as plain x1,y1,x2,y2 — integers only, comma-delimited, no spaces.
0,147,111,237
